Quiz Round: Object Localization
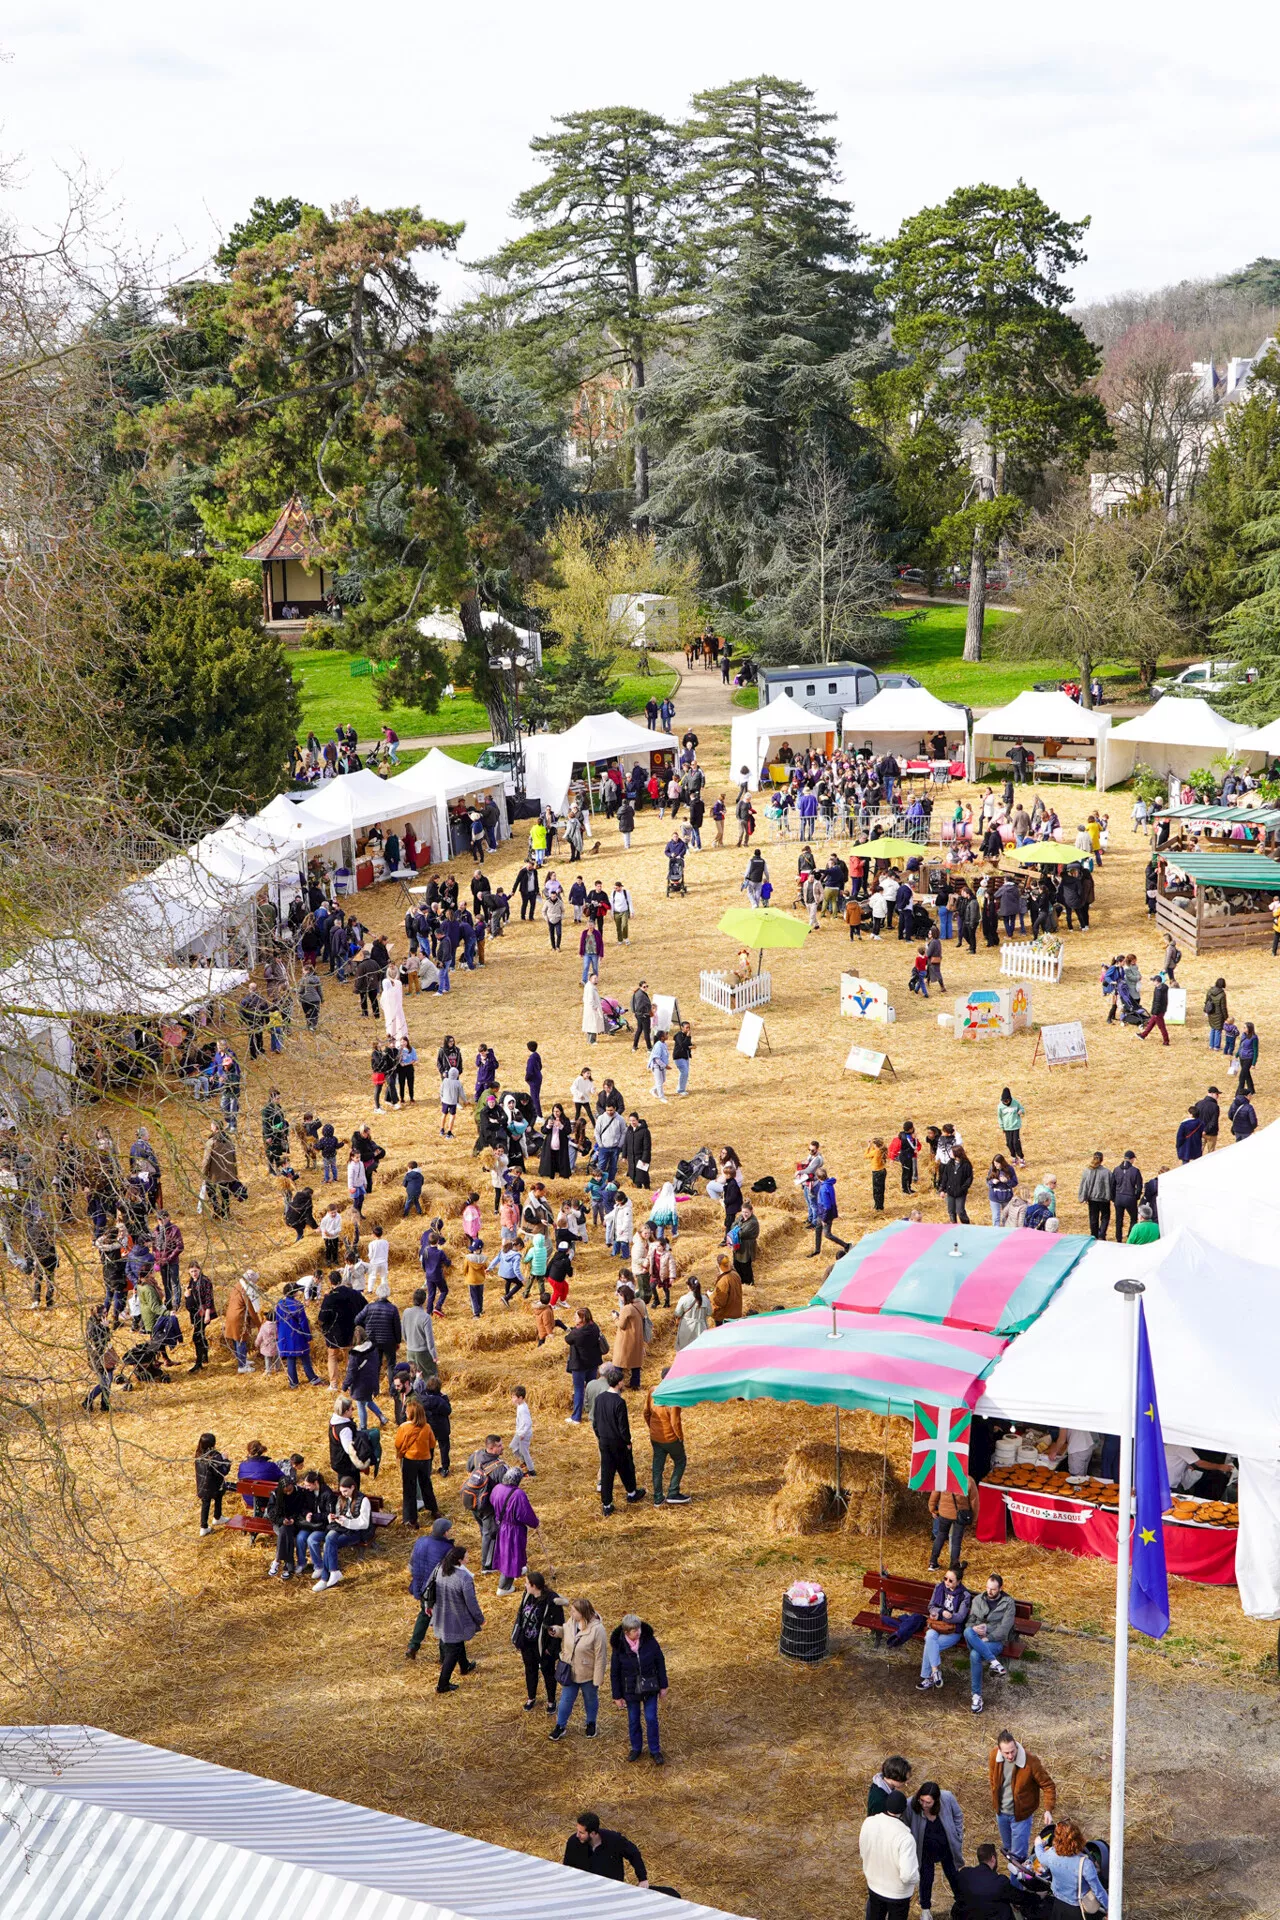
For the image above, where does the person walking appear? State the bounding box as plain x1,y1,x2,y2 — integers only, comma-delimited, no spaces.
548,1596,608,1741
1238,1020,1259,1094
987,1729,1056,1862
463,1434,506,1572
647,1031,670,1101
491,1466,540,1594
1193,1083,1221,1154
866,1137,888,1213
430,1543,485,1692
672,1022,694,1096
582,978,605,1046
996,1088,1025,1166
940,1148,973,1225
965,1574,1016,1714
591,1367,645,1514
858,1790,920,1920
610,1614,669,1764
1139,971,1171,1045
276,1283,322,1387
611,882,633,945
630,981,653,1054
927,1468,978,1574
1112,1150,1143,1243
809,1172,850,1257
406,1517,455,1658
914,1568,971,1691
565,1306,608,1424
512,1571,563,1712
611,1285,646,1389
644,1369,689,1504
1077,1153,1113,1239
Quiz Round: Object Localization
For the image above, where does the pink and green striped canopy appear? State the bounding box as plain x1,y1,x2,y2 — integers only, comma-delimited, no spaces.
812,1221,1088,1335
652,1306,1008,1416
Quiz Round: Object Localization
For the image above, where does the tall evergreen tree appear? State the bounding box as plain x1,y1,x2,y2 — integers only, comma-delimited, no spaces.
644,242,887,594
470,109,686,505
1212,483,1280,717
677,75,859,272
1181,350,1280,626
873,182,1109,660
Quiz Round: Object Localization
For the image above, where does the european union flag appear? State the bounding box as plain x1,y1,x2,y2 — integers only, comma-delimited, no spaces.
1130,1300,1171,1638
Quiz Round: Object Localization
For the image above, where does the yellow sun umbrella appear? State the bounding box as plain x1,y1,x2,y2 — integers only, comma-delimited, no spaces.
845,837,928,861
1011,843,1089,866
716,905,811,974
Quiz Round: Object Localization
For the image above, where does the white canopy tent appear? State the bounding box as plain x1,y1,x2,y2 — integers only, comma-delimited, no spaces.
729,692,833,790
383,748,510,863
972,690,1111,791
523,711,676,815
295,767,397,836
0,1728,737,1920
1155,1114,1280,1265
1101,695,1263,790
1238,715,1280,758
117,852,263,965
976,1227,1280,1616
840,686,973,777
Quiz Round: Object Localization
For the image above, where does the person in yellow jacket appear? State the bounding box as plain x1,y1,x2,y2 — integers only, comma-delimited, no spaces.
866,1137,888,1213
643,1369,689,1505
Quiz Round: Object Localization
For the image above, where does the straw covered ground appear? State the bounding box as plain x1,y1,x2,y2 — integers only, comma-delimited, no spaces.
13,727,1280,1919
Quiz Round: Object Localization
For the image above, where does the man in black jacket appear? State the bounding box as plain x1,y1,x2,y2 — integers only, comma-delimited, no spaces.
951,1843,1017,1919
592,1368,646,1516
319,1269,363,1389
631,981,653,1053
1193,1084,1221,1154
563,1811,648,1887
514,861,540,920
1111,1150,1143,1245
1138,971,1171,1045
622,1113,652,1188
356,1292,403,1393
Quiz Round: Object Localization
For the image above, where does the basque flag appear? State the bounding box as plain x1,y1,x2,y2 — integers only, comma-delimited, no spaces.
909,1401,972,1494
1130,1301,1171,1639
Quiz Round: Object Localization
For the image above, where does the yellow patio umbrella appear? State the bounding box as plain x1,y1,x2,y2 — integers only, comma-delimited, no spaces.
845,837,927,861
716,905,811,974
1011,843,1088,866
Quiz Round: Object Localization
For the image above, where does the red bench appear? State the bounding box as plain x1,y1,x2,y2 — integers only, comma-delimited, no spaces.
853,1571,1040,1658
222,1478,395,1549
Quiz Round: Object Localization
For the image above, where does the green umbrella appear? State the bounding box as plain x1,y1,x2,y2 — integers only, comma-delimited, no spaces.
1011,843,1088,866
717,905,811,974
845,836,928,861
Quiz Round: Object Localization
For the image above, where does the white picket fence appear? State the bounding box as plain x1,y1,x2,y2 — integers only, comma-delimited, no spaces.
700,968,773,1013
999,942,1064,984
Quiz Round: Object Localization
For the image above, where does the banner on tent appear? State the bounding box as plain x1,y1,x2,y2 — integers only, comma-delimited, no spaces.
976,1483,1236,1584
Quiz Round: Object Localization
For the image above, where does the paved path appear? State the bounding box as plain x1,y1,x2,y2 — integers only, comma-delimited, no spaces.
651,653,739,730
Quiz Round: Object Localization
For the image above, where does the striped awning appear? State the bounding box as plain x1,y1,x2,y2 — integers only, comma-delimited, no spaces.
0,1729,736,1920
1155,804,1280,826
811,1222,1090,1335
652,1305,1008,1415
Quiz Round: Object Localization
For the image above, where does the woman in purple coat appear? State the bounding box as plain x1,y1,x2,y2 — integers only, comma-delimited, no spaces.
491,1467,539,1594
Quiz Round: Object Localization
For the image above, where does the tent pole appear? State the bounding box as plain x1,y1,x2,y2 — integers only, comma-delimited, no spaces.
1109,1278,1144,1920
834,1409,843,1512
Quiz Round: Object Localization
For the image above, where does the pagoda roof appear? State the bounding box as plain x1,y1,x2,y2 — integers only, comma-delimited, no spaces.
244,495,325,562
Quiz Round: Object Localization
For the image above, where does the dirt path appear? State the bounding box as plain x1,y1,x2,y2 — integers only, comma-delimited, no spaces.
651,651,742,730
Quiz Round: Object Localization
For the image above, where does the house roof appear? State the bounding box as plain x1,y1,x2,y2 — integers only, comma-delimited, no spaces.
244,495,325,563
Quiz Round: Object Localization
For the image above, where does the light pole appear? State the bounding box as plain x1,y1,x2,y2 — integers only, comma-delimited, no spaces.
486,642,537,802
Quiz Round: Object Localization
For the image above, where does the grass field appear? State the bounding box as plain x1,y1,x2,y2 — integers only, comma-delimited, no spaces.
731,606,1167,710
291,650,678,745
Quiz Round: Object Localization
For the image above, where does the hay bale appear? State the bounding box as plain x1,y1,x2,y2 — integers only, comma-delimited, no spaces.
834,1411,914,1479
455,1318,531,1354
784,1441,842,1488
768,1483,836,1535
842,1475,904,1537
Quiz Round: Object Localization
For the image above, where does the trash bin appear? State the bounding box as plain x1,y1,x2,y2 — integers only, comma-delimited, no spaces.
780,1590,828,1662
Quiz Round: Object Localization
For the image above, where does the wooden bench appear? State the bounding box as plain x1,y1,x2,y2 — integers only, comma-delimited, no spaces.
853,1571,1041,1659
222,1478,395,1549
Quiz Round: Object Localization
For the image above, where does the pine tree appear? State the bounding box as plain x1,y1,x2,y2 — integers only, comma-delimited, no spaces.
873,182,1109,661
1214,490,1280,717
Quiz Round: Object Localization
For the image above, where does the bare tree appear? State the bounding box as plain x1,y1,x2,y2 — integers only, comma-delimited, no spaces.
1094,322,1218,513
747,450,899,664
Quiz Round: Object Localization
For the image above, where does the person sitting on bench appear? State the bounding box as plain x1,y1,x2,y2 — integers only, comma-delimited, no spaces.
965,1573,1016,1714
915,1567,972,1692
308,1475,371,1590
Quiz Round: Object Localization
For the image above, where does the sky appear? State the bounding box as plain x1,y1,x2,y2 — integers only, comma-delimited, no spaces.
3,0,1278,309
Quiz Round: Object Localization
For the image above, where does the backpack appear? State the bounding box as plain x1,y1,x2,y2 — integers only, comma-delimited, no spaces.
1203,991,1217,1016
1023,1202,1051,1231
751,1175,776,1193
350,1426,380,1468
462,1464,495,1516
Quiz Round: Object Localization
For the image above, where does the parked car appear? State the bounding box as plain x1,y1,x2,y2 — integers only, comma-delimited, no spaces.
1153,660,1259,696
473,743,520,791
876,672,923,690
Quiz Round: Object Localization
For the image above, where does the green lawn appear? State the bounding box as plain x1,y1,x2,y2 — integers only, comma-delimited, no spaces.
291,649,678,743
730,606,1153,709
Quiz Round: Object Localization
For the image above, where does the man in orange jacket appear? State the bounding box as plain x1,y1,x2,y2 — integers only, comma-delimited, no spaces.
987,1729,1056,1863
643,1368,689,1505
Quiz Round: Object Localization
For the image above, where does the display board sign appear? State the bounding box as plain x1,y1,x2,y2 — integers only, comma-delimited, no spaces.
844,1042,893,1078
1165,987,1187,1026
1039,1019,1088,1067
840,974,892,1022
954,984,1033,1040
653,994,681,1032
737,1012,768,1058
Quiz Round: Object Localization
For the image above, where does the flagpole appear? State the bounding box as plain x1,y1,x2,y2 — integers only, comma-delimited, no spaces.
1109,1278,1144,1920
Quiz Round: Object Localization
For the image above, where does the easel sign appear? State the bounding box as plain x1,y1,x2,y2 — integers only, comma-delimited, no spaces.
1166,987,1187,1026
844,1041,895,1079
737,1011,771,1058
1032,1019,1088,1069
654,993,682,1031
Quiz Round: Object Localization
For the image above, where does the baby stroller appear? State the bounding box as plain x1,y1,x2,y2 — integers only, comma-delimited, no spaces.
1117,978,1146,1026
115,1336,170,1389
666,850,687,896
674,1147,717,1196
599,996,631,1036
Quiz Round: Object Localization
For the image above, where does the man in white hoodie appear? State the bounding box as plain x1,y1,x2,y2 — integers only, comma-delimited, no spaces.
858,1789,919,1920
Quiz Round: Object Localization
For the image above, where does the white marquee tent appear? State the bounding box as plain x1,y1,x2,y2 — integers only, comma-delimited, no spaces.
0,1729,738,1920
729,692,832,790
976,1226,1280,1617
384,748,510,863
972,690,1111,791
1101,694,1262,790
840,685,973,776
1238,715,1280,757
523,711,676,815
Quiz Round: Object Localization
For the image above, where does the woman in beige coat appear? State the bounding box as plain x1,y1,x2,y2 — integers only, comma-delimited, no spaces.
223,1274,261,1372
611,1285,647,1388
548,1596,607,1740
581,980,605,1043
